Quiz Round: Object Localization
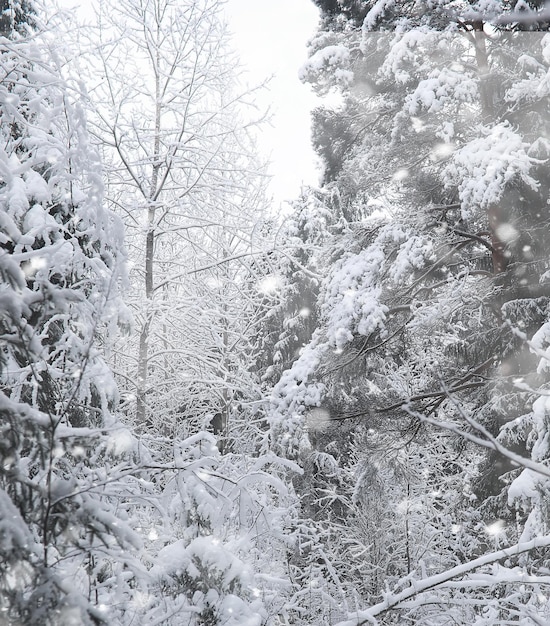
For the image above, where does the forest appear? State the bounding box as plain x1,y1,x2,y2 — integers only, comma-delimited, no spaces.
2,0,550,624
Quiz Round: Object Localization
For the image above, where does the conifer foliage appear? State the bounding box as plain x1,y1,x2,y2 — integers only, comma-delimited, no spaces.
0,3,138,623
267,0,550,623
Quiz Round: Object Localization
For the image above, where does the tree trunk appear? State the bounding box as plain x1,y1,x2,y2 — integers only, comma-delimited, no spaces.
136,37,162,425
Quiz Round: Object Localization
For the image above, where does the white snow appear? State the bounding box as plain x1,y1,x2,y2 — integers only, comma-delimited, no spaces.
407,67,478,114
445,123,540,220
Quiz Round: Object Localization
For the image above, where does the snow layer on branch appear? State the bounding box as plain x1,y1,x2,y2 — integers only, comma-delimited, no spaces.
362,0,397,32
323,225,433,350
152,536,265,626
508,467,543,508
389,234,434,283
406,67,478,114
505,34,550,105
269,340,327,458
155,536,247,588
506,65,550,104
508,390,550,542
467,0,506,18
378,29,442,85
444,123,539,220
299,44,353,90
301,45,350,73
531,321,550,374
527,395,550,464
7,173,30,219
0,488,36,557
325,257,387,349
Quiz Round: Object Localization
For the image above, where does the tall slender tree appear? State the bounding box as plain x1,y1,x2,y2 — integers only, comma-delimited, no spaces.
86,0,270,441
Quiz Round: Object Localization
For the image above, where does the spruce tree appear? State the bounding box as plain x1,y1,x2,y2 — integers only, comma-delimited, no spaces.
267,1,550,622
0,4,140,622
0,0,35,37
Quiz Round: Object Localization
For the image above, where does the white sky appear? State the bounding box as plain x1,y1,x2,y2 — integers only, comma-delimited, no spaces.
57,0,322,207
224,0,322,206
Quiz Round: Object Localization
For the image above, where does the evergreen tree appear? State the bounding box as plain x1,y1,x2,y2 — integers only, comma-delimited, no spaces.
257,189,340,387
0,0,35,37
0,5,141,623
267,1,550,622
312,0,368,26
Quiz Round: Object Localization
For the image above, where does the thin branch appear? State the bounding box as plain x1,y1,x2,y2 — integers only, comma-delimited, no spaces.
336,536,550,626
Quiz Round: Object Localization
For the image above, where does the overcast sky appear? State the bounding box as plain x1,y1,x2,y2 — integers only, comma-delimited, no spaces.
224,0,322,205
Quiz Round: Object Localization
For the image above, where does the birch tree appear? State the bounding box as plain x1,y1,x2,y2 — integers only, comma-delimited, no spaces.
87,0,269,437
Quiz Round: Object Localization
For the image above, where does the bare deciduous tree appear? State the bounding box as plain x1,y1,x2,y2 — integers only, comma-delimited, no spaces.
86,0,270,434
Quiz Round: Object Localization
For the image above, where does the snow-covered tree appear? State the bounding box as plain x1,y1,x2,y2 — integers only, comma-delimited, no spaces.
82,0,270,444
0,4,297,623
265,0,550,622
0,4,144,623
126,429,300,626
33,4,309,623
256,189,341,386
0,0,36,37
